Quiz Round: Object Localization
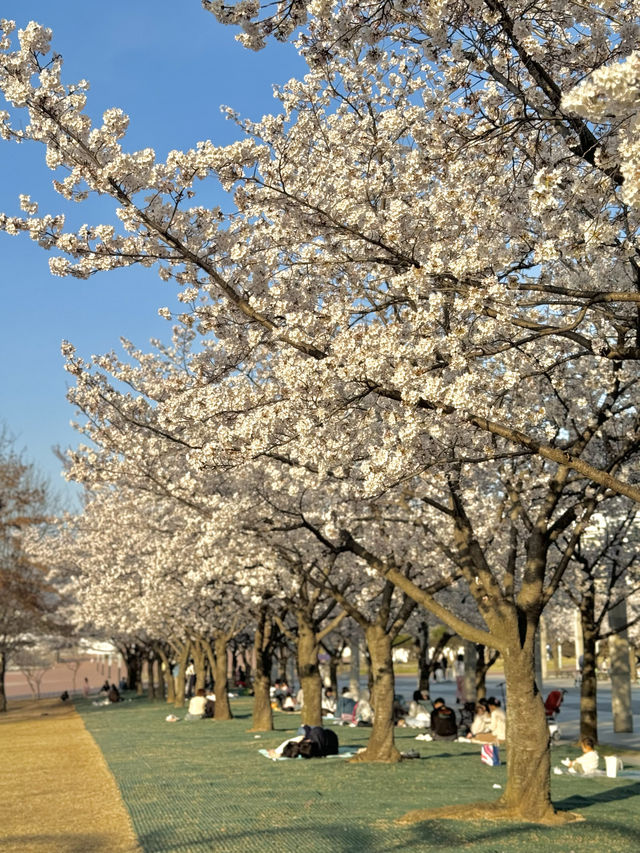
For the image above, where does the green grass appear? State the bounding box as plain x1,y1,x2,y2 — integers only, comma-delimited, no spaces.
76,696,640,853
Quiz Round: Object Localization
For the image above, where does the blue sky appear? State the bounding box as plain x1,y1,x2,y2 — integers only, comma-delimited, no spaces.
0,1,304,502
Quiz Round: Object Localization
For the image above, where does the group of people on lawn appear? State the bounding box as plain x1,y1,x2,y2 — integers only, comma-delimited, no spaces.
398,692,506,743
298,682,507,743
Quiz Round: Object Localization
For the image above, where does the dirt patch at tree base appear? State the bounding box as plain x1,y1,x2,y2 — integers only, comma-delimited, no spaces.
396,800,585,826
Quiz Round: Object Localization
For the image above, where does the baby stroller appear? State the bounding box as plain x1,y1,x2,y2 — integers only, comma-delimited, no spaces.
544,689,566,743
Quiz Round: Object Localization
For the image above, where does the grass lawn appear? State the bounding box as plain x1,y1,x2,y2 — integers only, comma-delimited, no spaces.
76,695,640,853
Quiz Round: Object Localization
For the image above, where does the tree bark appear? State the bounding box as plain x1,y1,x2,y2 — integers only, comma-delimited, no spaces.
0,651,7,712
212,634,233,720
609,599,633,733
463,641,477,705
416,621,430,697
500,645,555,820
297,612,323,726
277,641,290,683
579,592,598,742
120,644,143,693
192,641,207,693
147,654,156,700
156,647,175,704
250,616,274,732
352,624,401,763
349,635,361,698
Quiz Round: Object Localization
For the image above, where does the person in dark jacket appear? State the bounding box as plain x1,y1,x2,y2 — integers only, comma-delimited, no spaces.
430,697,458,740
282,725,339,758
300,724,339,756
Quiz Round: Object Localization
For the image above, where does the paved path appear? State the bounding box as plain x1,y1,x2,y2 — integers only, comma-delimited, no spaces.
5,659,120,701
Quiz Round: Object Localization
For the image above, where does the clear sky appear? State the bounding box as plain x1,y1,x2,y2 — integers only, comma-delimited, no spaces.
0,1,304,503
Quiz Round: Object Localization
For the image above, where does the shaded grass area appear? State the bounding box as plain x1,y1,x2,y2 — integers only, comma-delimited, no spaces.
77,696,640,853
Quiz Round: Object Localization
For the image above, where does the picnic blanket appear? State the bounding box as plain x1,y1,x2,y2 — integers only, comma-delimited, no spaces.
259,746,356,761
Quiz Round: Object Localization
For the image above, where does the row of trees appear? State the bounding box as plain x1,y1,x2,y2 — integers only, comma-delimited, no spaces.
1,0,640,824
0,430,61,711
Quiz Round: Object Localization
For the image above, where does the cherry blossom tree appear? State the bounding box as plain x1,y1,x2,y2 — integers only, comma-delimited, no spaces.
1,2,640,822
0,431,54,712
551,502,640,742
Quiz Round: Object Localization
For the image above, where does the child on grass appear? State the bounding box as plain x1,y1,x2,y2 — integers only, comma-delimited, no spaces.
561,736,600,774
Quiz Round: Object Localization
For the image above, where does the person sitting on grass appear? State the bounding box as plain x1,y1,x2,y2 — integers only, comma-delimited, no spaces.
468,697,505,743
322,686,336,715
335,687,357,721
430,697,458,741
281,692,296,712
457,701,477,737
107,684,121,703
402,690,430,729
354,689,373,726
465,699,491,739
185,688,207,720
561,737,600,774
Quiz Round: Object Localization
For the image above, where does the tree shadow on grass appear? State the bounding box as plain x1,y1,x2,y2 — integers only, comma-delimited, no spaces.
1,832,138,852
398,817,640,852
138,822,382,853
555,780,640,811
135,813,640,853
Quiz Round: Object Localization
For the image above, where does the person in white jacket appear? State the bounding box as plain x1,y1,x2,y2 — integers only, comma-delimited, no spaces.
469,697,506,743
564,737,600,774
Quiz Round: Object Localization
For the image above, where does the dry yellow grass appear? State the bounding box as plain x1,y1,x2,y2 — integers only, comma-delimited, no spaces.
0,698,140,853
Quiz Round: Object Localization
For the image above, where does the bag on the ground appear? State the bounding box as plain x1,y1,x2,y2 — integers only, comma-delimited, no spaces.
481,744,500,766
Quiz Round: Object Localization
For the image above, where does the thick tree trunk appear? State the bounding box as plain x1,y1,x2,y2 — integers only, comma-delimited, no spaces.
251,671,273,731
154,658,164,699
609,599,633,733
352,624,400,763
213,635,233,721
277,642,289,683
349,636,361,697
580,594,598,742
297,613,323,726
463,641,477,705
156,647,175,704
250,618,274,732
192,641,207,693
121,646,143,693
500,646,554,821
147,655,156,700
0,651,7,712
